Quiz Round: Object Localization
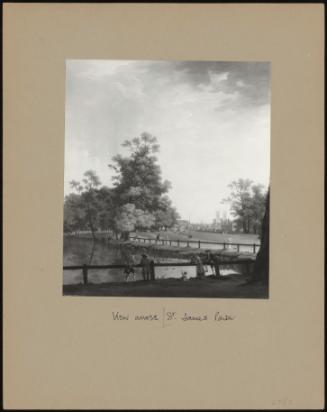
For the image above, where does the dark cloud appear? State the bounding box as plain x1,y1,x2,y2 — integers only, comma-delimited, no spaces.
168,60,270,107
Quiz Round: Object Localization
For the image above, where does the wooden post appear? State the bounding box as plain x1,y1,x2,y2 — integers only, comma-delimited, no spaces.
82,264,88,285
187,240,190,247
245,263,250,278
169,240,172,246
198,240,201,248
223,242,226,249
237,244,240,252
177,239,180,247
150,261,155,280
253,244,256,254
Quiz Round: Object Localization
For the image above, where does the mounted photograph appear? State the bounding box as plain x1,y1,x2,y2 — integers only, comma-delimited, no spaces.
63,60,270,298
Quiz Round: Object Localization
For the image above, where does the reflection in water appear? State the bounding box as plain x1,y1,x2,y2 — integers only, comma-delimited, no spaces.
63,237,242,285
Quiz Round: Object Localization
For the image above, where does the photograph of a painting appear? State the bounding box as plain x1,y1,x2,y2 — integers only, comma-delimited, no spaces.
63,60,270,298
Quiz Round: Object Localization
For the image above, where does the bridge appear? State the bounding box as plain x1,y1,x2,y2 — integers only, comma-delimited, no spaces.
129,235,260,254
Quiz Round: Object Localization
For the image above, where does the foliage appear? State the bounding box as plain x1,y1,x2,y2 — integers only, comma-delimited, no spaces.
64,133,179,238
95,186,116,232
222,178,267,234
109,132,171,210
65,170,102,239
115,203,156,237
153,196,180,230
251,188,270,285
109,132,178,234
64,193,87,233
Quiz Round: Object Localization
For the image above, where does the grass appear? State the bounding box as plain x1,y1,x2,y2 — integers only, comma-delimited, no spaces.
63,274,268,299
133,229,260,245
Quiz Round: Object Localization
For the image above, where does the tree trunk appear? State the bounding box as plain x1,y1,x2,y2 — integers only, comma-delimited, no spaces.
251,190,269,285
85,200,96,241
88,241,96,265
121,231,129,241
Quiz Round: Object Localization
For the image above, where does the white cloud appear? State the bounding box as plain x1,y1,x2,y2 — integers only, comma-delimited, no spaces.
65,60,270,222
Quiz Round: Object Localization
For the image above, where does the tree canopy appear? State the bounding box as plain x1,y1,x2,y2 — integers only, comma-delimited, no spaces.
222,178,267,234
64,133,179,238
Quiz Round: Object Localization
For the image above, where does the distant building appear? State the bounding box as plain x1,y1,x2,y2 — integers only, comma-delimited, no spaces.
231,220,239,232
175,219,189,232
213,218,222,231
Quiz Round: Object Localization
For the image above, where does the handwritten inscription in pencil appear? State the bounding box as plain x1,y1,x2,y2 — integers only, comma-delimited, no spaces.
112,311,235,325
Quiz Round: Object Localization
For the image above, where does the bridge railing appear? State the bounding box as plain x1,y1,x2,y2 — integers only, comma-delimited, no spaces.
129,236,260,254
63,259,255,285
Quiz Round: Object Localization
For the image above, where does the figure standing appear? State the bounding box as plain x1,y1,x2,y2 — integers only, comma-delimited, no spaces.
149,260,155,280
212,254,221,278
140,254,151,281
124,265,136,282
122,248,136,282
191,254,205,279
204,250,215,275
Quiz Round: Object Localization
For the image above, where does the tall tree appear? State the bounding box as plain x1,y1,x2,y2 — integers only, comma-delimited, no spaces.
153,196,180,230
251,189,269,286
95,186,116,233
69,170,102,240
115,203,156,240
222,179,253,233
222,178,267,234
109,132,178,236
63,193,87,234
250,183,266,235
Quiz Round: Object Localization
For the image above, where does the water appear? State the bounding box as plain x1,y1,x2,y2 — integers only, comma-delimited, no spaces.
63,237,244,285
63,237,197,285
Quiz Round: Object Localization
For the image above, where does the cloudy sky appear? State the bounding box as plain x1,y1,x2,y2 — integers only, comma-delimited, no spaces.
65,60,270,223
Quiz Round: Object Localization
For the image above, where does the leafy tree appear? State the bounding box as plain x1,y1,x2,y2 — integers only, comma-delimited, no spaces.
249,184,266,235
109,133,170,209
109,132,178,236
69,170,102,240
222,178,267,234
251,188,269,286
95,186,116,233
114,203,155,240
153,196,180,230
63,193,87,234
63,134,179,240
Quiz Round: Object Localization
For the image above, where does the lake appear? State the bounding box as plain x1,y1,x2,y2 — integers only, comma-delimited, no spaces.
63,237,196,285
63,237,243,285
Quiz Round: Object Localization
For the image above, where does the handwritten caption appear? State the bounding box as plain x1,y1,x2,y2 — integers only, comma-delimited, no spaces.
112,309,235,327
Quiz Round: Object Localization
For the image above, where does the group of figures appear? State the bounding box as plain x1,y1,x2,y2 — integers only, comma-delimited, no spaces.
122,250,221,282
190,251,221,279
123,254,155,282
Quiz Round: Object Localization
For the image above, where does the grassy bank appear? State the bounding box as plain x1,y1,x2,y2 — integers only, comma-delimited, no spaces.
63,274,268,298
